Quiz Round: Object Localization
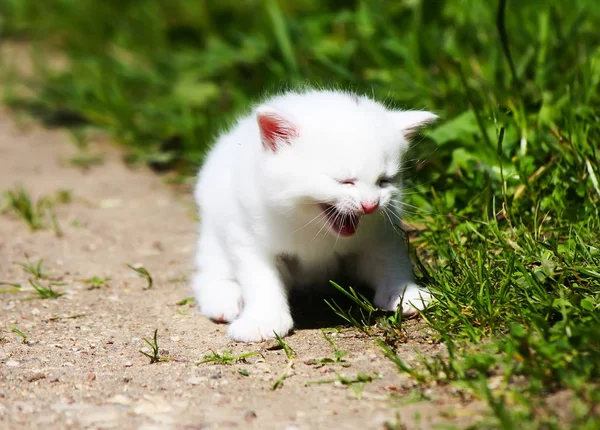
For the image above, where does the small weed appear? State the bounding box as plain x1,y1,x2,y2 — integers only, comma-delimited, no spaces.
12,254,65,299
0,281,22,292
14,255,46,279
377,309,408,348
138,329,172,364
176,297,195,306
271,332,296,360
69,152,105,170
2,187,69,235
168,274,188,283
2,187,45,230
377,340,427,384
306,373,380,399
11,327,28,343
81,276,110,290
127,264,153,289
48,314,86,321
54,189,73,204
70,219,86,228
238,369,250,376
271,333,296,390
28,278,65,299
305,330,350,368
383,413,408,430
271,359,295,391
197,350,258,365
324,281,376,334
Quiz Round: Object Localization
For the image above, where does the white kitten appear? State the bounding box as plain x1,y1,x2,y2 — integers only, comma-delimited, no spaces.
192,89,436,342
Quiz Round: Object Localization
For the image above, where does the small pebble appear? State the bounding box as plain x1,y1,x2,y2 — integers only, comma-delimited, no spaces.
124,361,133,367
244,410,257,422
6,360,19,367
27,373,45,382
109,394,133,406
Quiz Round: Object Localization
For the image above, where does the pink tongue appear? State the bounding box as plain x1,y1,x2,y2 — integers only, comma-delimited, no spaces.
336,215,359,236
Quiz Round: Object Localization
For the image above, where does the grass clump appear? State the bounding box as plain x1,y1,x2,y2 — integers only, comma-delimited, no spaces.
14,254,47,279
12,254,66,299
1,187,71,235
2,188,46,230
28,278,65,299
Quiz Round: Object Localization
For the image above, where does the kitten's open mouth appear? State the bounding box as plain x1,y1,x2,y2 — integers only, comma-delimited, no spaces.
320,204,360,237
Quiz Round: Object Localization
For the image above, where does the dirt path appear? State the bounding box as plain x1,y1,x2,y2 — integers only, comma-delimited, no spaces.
0,111,480,429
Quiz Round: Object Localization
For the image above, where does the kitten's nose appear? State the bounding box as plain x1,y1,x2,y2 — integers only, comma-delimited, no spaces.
361,201,379,214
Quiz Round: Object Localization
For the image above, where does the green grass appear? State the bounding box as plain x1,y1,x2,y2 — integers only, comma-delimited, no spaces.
1,187,71,235
2,188,46,230
270,333,296,390
11,327,28,343
1,0,599,427
138,328,173,364
175,296,195,306
28,278,65,299
197,349,258,365
69,152,105,170
14,254,47,279
126,264,153,289
304,330,351,368
12,254,66,299
306,372,380,400
80,275,110,290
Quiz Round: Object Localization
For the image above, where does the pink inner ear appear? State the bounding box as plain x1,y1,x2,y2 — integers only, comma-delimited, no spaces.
257,112,298,152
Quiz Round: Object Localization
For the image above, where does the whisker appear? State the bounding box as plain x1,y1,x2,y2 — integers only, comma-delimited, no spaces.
385,207,405,224
382,207,398,229
311,208,335,243
390,199,435,215
293,206,334,233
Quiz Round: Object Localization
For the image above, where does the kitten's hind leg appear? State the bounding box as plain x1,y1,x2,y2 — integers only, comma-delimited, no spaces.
192,231,242,323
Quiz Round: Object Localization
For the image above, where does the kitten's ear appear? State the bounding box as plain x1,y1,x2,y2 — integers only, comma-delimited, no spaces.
256,106,299,152
389,110,438,139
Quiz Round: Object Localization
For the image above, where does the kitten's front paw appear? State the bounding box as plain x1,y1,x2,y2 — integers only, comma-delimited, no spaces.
193,276,243,323
374,284,432,316
227,311,293,342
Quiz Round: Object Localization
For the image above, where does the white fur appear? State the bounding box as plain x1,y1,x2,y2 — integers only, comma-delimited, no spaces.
192,89,436,342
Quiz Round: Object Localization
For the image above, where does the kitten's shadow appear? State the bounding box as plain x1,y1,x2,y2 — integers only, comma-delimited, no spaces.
289,281,374,330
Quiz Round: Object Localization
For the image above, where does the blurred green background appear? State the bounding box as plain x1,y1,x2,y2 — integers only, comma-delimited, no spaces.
1,0,598,184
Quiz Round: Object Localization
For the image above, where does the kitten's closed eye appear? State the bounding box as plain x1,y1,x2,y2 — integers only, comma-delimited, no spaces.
377,177,393,187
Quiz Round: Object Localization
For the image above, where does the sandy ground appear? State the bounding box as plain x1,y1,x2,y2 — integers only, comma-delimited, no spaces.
0,110,486,429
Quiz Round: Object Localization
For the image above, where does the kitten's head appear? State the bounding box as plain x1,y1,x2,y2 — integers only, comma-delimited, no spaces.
255,90,436,238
